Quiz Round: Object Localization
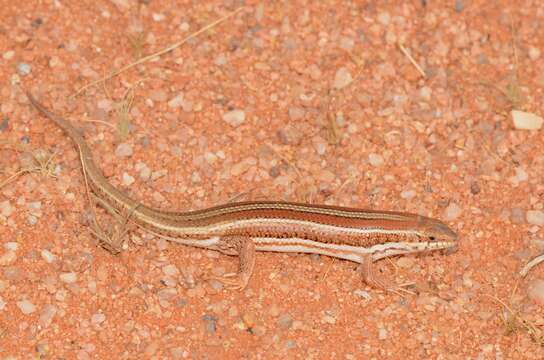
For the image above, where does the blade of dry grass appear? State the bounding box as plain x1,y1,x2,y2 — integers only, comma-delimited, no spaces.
72,6,245,97
398,43,426,78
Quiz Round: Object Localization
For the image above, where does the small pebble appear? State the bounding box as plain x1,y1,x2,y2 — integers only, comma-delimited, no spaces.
528,47,541,61
162,264,179,277
368,153,384,167
511,207,525,224
353,289,372,300
0,251,16,266
149,90,167,102
17,299,36,314
288,107,305,121
444,203,461,221
400,190,416,200
138,165,151,181
377,11,391,25
157,288,177,301
27,215,38,225
0,200,13,217
152,13,165,21
91,313,106,325
511,110,543,130
223,109,246,127
39,304,57,327
3,50,14,60
151,169,168,181
115,143,133,157
277,313,293,329
41,249,57,263
122,172,135,186
97,99,113,112
378,327,388,340
333,67,353,89
527,210,544,226
17,62,31,76
0,296,5,310
4,242,18,251
168,94,183,108
214,53,227,66
454,0,464,12
514,167,528,182
59,272,78,284
528,279,544,304
202,314,217,334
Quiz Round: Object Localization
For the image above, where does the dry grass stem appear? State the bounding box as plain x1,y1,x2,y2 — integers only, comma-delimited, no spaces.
115,87,135,141
72,6,245,97
484,293,544,346
398,43,426,78
0,148,58,189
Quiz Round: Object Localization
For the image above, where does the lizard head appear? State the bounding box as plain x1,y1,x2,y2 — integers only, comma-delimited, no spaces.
415,216,459,254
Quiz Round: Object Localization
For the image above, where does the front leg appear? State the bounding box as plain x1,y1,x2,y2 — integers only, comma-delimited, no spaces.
360,254,414,296
208,236,256,290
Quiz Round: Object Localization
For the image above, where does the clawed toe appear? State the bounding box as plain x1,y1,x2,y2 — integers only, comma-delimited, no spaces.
205,273,249,291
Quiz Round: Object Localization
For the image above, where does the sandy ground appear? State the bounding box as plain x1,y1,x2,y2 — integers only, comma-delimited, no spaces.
1,1,544,358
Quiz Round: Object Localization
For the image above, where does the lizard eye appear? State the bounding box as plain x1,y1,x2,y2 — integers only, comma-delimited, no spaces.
428,236,436,241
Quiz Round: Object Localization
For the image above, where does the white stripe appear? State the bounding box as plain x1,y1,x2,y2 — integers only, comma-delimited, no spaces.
138,217,421,237
253,237,453,262
149,234,221,248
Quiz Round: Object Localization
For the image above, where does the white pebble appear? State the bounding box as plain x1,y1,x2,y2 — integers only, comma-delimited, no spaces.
444,203,462,221
191,171,201,183
39,304,57,328
17,62,31,76
0,200,13,217
419,86,432,101
122,172,135,186
168,94,183,108
527,210,544,226
353,289,372,300
0,251,16,266
41,249,57,263
3,50,14,60
204,152,218,164
515,167,528,182
223,109,246,127
152,13,165,21
97,99,113,112
528,47,541,60
115,143,133,157
214,54,227,66
4,242,19,251
27,215,38,226
333,67,353,89
377,12,391,26
288,107,305,121
17,299,36,314
528,279,544,304
512,110,543,130
400,190,416,200
162,264,179,277
91,313,106,325
59,272,78,283
368,153,384,167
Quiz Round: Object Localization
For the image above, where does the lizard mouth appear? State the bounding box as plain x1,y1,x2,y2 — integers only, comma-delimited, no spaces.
371,240,457,260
